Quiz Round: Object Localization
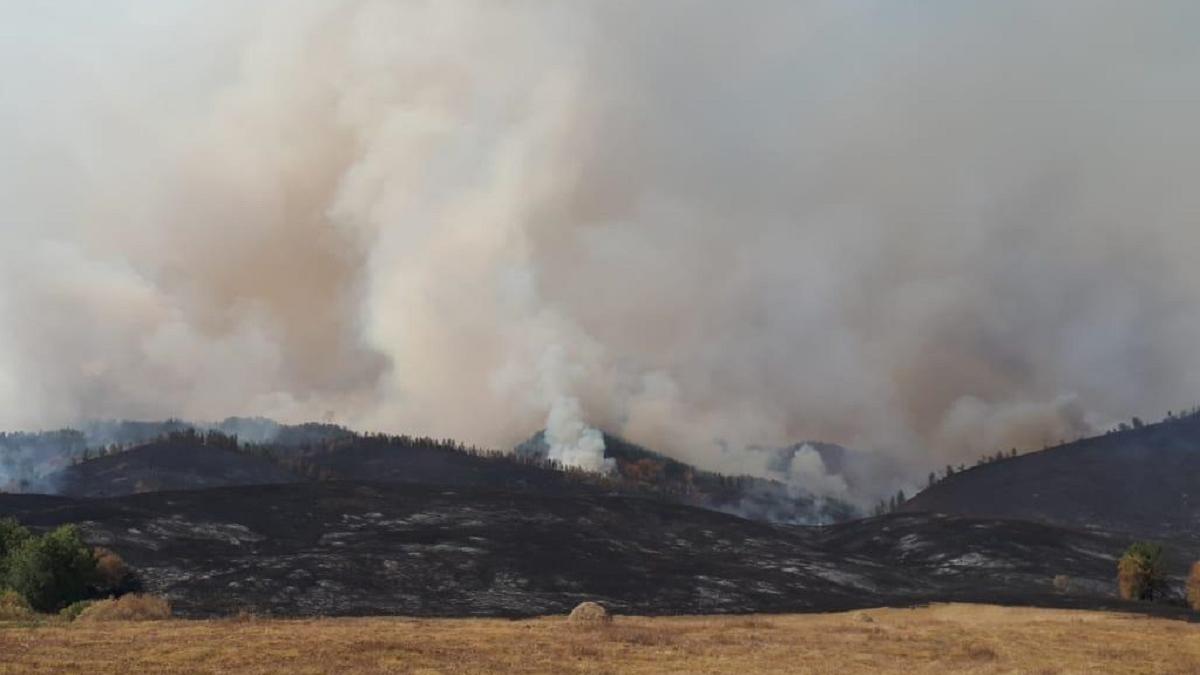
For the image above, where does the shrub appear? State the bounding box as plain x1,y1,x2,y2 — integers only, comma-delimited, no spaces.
76,594,172,622
93,547,134,593
1118,542,1167,602
59,599,97,622
0,588,34,620
0,518,32,578
1187,562,1200,612
5,525,97,612
1053,575,1071,593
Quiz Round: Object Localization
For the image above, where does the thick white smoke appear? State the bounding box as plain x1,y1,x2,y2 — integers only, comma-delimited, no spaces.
774,444,850,501
544,397,611,475
3,1,1200,488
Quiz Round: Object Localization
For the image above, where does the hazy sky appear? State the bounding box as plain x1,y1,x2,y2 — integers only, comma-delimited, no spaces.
2,1,1199,488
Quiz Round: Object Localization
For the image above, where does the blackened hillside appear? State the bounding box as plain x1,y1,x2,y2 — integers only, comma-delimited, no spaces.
0,482,1176,618
52,431,299,497
516,431,857,523
24,425,855,524
901,412,1200,539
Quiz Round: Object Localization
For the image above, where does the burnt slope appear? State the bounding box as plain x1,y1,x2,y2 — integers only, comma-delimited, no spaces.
0,419,353,492
50,437,299,498
33,428,851,524
296,440,590,495
0,482,1184,618
901,413,1200,539
515,431,857,523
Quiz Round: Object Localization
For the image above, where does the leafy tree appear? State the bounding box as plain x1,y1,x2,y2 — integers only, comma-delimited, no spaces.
0,517,32,579
1118,542,1167,602
5,525,97,612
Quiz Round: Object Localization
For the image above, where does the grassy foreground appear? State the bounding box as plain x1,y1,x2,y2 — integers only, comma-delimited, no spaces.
2,604,1198,674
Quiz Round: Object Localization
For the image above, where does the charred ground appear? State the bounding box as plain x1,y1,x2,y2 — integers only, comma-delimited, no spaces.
1,481,1193,619
2,415,1199,620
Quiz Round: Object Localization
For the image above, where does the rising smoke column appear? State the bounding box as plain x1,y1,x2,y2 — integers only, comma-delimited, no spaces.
2,1,1200,493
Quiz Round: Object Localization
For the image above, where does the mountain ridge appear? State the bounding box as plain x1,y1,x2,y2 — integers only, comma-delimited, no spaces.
901,411,1200,539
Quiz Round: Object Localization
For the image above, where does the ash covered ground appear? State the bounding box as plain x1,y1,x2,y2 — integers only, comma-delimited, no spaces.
2,481,1191,618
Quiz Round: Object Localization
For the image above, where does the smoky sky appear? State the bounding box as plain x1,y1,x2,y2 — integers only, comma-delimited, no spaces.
2,1,1199,484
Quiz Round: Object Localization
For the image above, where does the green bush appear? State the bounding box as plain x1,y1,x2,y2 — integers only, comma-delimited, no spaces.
5,525,98,612
1,518,139,615
59,599,97,622
0,518,32,578
1118,542,1167,602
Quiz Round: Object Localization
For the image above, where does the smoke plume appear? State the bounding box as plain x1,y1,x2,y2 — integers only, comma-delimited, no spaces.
2,2,1200,490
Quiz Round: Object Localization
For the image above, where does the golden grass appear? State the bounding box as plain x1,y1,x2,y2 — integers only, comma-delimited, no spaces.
0,590,33,621
76,594,172,622
1,603,1198,674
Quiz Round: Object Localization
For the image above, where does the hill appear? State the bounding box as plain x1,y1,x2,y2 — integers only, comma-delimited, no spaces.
23,425,858,524
901,411,1200,539
0,419,351,492
1,481,1185,618
516,431,857,523
49,431,299,498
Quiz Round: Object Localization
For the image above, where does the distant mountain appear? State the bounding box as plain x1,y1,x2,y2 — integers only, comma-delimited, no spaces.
4,421,857,524
515,431,859,524
49,430,298,498
900,411,1200,539
0,418,353,492
34,428,591,501
290,433,610,496
0,429,88,493
78,417,354,449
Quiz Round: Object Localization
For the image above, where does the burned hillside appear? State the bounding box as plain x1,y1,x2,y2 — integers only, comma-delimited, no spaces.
2,481,1187,619
901,411,1200,539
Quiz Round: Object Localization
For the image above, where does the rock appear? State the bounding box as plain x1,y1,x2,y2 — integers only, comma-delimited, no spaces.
567,601,611,623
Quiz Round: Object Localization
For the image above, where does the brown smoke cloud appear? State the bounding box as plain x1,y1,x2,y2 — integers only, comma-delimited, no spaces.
2,1,1199,492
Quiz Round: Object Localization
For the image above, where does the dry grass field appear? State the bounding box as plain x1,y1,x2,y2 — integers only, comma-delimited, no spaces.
1,603,1198,674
